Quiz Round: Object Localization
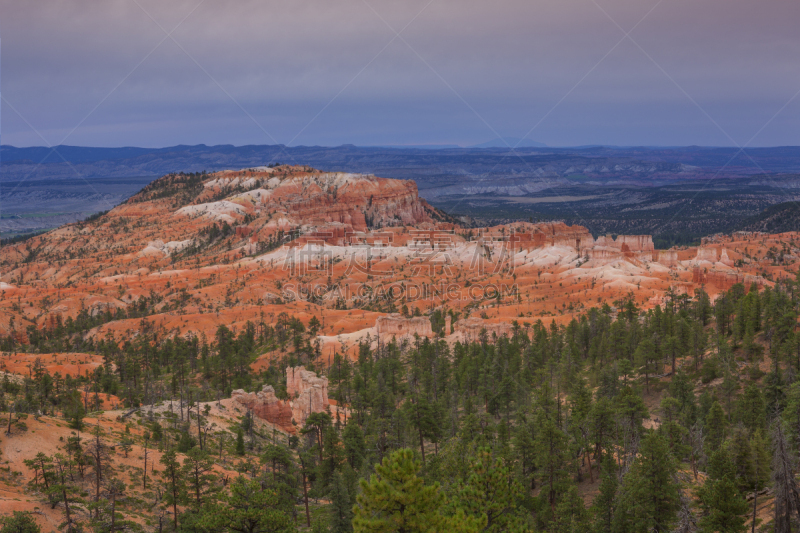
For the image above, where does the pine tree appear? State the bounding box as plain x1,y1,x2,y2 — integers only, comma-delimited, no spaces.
591,455,618,533
160,449,185,530
634,339,658,393
303,411,332,463
534,413,569,513
612,431,680,533
23,452,54,495
707,447,736,481
455,448,525,532
704,401,728,455
235,428,246,456
48,453,83,533
329,472,354,533
697,476,748,533
550,485,591,533
736,384,766,434
88,425,112,520
89,477,136,533
0,512,41,533
182,446,219,509
353,448,446,533
342,422,365,470
212,476,295,533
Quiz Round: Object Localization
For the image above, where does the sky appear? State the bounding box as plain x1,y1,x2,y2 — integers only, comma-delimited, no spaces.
2,0,800,148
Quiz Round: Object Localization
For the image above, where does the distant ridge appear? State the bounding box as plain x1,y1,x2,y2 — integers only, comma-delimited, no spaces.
469,137,547,149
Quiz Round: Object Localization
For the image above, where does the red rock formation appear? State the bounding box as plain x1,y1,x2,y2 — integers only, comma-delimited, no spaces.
454,317,513,342
692,267,765,291
586,246,624,261
656,250,679,268
235,226,252,238
375,314,433,340
286,366,329,427
231,367,332,432
261,172,433,232
588,234,653,261
616,235,655,252
478,222,594,251
694,247,718,263
4,162,799,353
232,385,295,434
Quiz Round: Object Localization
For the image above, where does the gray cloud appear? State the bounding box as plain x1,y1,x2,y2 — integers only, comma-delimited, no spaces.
2,0,800,147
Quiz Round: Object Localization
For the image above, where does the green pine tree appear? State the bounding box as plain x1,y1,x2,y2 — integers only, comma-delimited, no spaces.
455,448,526,532
0,512,41,533
591,455,618,533
704,401,728,454
353,448,446,533
182,446,220,509
235,429,246,456
329,472,354,533
612,431,680,533
160,449,185,530
697,476,748,533
212,476,296,533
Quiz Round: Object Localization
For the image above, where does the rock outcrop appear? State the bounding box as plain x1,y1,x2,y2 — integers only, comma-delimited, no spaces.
692,267,765,291
210,170,433,233
232,385,294,433
286,366,329,427
720,249,734,267
232,366,332,433
3,163,797,349
454,317,513,342
375,314,434,341
693,247,718,263
587,234,654,261
656,250,678,268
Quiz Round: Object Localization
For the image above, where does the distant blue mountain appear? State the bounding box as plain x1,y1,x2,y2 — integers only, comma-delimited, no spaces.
469,137,547,149
373,144,462,150
0,144,238,164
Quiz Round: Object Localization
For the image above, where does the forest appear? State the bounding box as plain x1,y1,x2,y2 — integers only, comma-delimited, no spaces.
3,276,800,533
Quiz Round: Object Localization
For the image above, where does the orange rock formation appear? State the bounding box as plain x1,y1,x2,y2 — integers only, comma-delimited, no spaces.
232,385,295,433
1,165,797,362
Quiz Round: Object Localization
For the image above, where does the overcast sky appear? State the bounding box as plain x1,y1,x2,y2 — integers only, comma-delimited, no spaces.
2,0,800,148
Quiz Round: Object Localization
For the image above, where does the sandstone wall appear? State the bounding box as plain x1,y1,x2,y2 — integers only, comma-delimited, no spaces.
232,385,295,434
286,366,329,427
616,235,655,252
271,173,432,231
656,250,679,268
587,234,654,261
375,314,434,341
585,247,624,261
694,247,718,263
232,366,331,433
692,267,765,291
454,317,513,343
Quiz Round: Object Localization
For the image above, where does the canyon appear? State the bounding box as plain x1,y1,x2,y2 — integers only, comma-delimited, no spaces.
1,164,798,531
1,165,798,355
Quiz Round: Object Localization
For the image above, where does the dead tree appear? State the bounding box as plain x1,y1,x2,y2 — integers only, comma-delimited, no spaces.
772,421,800,533
88,425,112,519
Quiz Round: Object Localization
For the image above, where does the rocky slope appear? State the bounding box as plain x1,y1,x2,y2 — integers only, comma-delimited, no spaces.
1,165,798,350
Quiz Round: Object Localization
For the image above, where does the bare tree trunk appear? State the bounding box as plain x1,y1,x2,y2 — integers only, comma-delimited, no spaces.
6,404,13,435
197,402,203,450
772,421,800,533
143,439,149,489
301,470,311,527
